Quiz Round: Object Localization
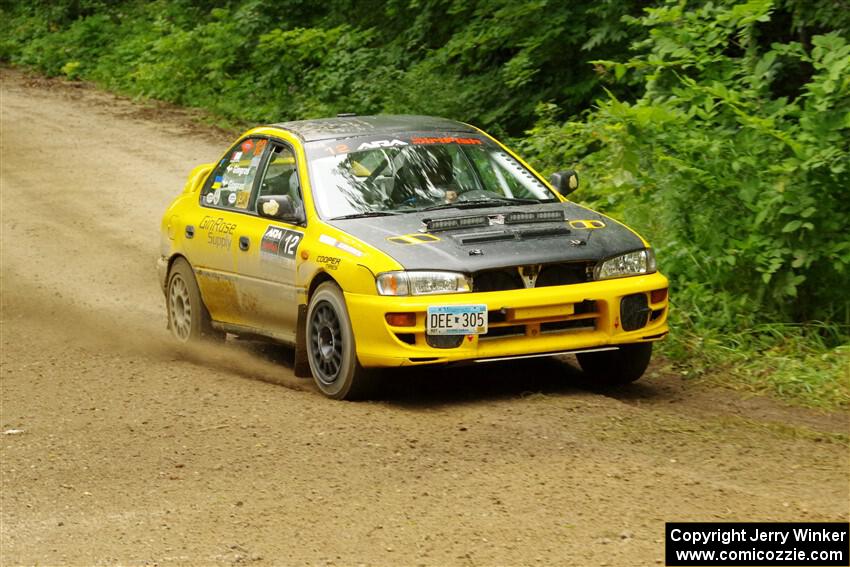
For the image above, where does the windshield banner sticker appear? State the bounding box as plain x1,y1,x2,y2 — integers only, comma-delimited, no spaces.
261,226,303,261
312,133,488,156
411,136,482,145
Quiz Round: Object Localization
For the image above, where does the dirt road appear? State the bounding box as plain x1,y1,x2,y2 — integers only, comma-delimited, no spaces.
1,68,848,566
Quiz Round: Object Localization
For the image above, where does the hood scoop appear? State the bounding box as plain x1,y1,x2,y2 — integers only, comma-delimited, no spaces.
517,226,572,238
455,231,516,245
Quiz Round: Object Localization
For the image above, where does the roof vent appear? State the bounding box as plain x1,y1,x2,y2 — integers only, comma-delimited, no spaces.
336,113,357,117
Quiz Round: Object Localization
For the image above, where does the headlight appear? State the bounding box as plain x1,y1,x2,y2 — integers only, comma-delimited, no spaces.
595,249,656,280
376,271,472,296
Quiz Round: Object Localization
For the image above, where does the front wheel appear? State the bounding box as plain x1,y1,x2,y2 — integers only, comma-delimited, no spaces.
306,282,377,400
576,343,653,386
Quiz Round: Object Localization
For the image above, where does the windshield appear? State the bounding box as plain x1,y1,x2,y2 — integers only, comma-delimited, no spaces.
305,135,557,219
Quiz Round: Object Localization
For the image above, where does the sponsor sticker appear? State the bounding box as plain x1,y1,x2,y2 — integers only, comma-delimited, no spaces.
261,226,303,261
235,192,250,209
231,151,243,162
262,200,280,216
205,193,214,204
200,216,237,249
569,219,606,229
228,193,237,205
226,164,251,176
357,139,407,151
316,255,342,271
318,234,364,257
241,139,254,154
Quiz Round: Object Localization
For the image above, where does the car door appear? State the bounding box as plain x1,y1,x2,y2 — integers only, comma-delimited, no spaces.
232,141,305,342
188,137,270,325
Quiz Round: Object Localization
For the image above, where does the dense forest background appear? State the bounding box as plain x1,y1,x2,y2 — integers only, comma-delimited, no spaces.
2,0,848,406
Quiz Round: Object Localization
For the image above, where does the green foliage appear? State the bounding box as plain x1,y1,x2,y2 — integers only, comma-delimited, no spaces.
522,0,849,405
524,0,850,327
0,0,646,135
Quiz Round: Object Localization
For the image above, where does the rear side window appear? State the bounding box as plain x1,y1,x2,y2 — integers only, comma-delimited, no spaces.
201,138,268,211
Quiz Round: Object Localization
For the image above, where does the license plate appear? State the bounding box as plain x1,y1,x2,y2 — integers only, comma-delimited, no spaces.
426,304,488,335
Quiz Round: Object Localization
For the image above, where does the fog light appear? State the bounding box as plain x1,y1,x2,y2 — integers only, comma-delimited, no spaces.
650,288,668,303
620,293,651,332
385,312,416,327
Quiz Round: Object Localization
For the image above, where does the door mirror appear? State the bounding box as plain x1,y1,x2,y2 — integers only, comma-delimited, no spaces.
257,195,304,224
549,170,579,196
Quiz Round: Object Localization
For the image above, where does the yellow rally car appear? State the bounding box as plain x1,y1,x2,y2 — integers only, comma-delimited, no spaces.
158,115,669,399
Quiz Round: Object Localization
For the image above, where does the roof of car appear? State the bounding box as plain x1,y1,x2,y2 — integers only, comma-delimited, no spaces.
270,115,477,142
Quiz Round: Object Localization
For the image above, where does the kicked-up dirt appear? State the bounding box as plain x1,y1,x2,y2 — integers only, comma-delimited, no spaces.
1,67,848,566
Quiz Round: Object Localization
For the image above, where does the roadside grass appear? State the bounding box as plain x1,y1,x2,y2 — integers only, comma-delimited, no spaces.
661,322,850,411
595,411,849,446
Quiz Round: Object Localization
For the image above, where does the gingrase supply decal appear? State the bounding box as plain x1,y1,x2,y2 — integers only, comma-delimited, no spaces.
199,216,237,249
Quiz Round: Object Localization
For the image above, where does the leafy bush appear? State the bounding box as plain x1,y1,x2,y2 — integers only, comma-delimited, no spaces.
0,0,646,135
521,0,849,406
524,0,850,329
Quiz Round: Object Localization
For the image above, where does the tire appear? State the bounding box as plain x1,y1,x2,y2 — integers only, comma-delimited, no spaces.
166,258,221,343
576,343,653,386
306,282,377,400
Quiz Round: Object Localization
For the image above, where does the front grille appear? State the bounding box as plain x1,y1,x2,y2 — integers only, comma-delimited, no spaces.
426,334,465,349
541,319,595,333
480,300,600,341
474,270,524,292
472,262,593,292
537,263,590,287
485,325,525,338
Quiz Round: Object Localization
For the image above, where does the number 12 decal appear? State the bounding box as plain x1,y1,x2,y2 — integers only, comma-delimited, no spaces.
260,225,303,260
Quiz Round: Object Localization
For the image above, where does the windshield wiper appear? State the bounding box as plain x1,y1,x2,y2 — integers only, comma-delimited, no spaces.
329,211,400,220
418,197,543,212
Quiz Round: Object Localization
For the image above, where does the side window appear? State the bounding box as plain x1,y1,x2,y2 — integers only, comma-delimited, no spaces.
201,138,268,211
255,143,303,214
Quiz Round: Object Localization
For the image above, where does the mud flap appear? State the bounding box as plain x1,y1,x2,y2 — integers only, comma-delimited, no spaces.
294,304,312,378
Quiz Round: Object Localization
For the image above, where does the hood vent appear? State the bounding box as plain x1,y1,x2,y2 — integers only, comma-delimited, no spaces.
505,210,565,224
422,215,489,232
422,209,565,232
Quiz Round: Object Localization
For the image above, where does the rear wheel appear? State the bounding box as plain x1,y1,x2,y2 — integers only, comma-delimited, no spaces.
166,258,221,343
306,282,377,400
576,343,653,386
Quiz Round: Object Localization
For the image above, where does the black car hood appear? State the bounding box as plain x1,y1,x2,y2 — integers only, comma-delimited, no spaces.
327,201,644,272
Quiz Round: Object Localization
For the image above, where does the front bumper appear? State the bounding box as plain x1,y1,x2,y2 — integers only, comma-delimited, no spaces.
345,272,669,367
